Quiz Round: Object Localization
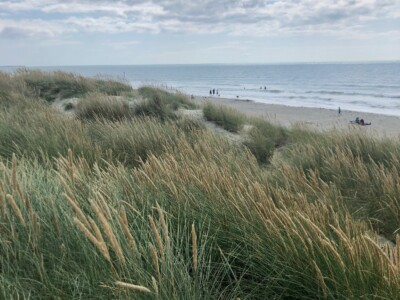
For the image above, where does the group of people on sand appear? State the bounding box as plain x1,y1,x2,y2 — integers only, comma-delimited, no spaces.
352,117,371,126
209,89,220,96
339,106,372,125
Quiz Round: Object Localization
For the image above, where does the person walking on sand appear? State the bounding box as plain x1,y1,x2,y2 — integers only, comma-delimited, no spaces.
338,107,341,115
210,89,212,96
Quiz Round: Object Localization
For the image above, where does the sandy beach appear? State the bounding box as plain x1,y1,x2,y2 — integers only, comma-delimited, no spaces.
193,96,400,139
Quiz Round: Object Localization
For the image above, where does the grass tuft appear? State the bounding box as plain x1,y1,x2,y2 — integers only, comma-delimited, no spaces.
75,93,132,121
203,102,245,132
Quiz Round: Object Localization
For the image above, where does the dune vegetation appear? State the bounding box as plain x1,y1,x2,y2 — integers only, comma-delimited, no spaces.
0,70,399,299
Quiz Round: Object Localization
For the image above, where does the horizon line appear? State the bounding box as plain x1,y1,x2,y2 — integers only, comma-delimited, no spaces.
1,59,400,68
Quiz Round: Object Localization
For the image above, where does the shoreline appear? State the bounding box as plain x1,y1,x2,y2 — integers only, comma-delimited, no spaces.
192,96,400,138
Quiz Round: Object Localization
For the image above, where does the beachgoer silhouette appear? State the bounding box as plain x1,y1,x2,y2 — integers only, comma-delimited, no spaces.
210,89,212,95
217,90,219,95
338,107,341,114
360,119,365,125
264,86,266,90
213,89,215,95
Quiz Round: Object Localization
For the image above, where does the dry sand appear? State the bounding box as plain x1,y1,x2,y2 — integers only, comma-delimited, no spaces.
193,96,400,139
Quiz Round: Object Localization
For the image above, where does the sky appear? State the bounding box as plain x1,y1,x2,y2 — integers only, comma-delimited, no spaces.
0,0,399,66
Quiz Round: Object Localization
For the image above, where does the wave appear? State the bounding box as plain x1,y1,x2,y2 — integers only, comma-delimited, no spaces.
342,84,400,89
305,90,400,99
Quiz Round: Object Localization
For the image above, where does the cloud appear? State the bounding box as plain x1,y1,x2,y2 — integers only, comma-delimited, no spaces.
0,27,32,39
0,18,73,39
0,0,398,38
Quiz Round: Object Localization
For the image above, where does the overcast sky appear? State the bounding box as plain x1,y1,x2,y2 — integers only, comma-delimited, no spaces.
1,0,399,66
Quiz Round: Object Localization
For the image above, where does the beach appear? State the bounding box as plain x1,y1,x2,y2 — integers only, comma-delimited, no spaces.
193,96,400,139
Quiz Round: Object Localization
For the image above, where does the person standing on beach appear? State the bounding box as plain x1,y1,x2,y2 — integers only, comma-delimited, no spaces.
210,89,212,96
338,107,341,115
213,89,215,95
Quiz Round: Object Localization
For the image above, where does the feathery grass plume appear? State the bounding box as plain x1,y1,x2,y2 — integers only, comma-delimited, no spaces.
151,276,159,295
313,260,328,299
74,217,111,263
63,193,90,228
31,212,40,241
114,281,151,293
118,206,137,253
6,194,26,227
91,200,126,265
67,148,75,183
149,242,161,281
50,206,61,237
11,153,17,190
96,191,112,220
149,215,164,261
191,223,198,272
156,203,170,251
0,183,5,218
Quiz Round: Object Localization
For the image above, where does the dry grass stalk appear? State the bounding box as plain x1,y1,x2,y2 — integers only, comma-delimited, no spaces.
149,242,161,280
149,215,164,261
192,223,198,272
0,183,5,218
118,205,137,252
67,149,75,183
6,194,26,227
156,203,170,251
11,153,17,190
313,260,328,298
74,217,111,263
63,193,90,228
151,276,159,295
32,212,40,239
57,174,74,199
51,207,61,236
96,191,112,220
115,281,151,293
88,217,111,259
91,201,126,265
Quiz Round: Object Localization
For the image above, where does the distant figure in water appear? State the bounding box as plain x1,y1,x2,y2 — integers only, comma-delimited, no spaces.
213,89,215,95
216,89,219,95
236,96,239,99
338,107,341,115
210,89,212,95
264,86,266,90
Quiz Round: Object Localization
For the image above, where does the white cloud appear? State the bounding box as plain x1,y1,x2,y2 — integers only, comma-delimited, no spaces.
0,0,398,38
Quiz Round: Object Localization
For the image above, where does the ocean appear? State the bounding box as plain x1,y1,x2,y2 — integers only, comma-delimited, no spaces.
1,62,399,116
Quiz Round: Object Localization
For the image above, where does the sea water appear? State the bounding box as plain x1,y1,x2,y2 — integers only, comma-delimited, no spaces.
1,62,399,116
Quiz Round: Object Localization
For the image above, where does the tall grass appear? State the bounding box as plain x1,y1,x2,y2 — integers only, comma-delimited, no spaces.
203,102,245,132
0,97,202,168
75,93,132,121
243,118,288,163
272,129,400,238
0,71,400,299
3,69,133,102
134,87,197,121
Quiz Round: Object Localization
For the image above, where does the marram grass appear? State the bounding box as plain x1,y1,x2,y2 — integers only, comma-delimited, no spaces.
0,71,399,299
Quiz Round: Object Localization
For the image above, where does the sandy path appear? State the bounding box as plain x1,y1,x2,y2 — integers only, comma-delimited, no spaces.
193,96,400,139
